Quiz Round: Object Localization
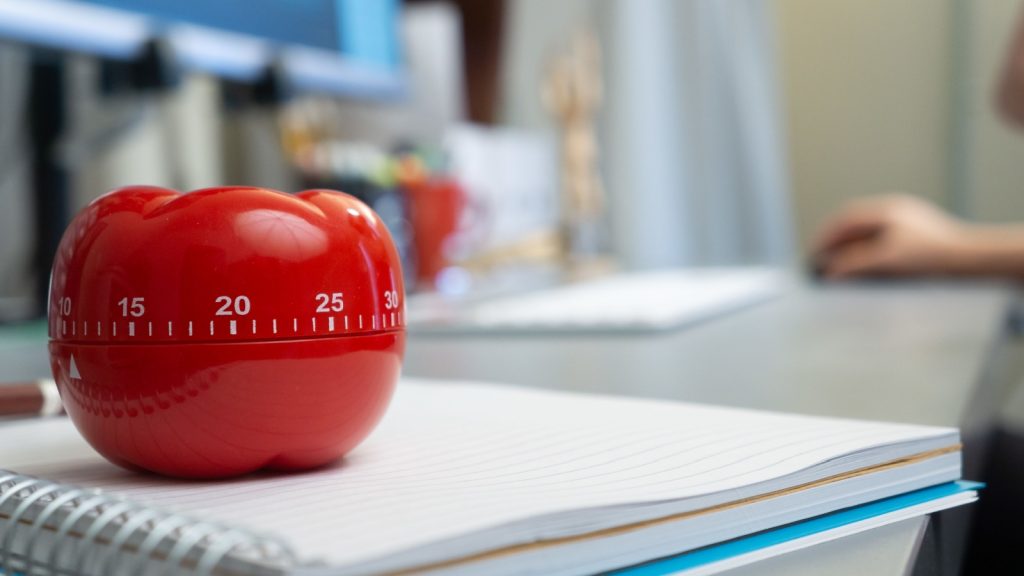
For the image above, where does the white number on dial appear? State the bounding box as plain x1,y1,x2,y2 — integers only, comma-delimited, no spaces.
315,292,344,313
215,295,251,316
384,290,399,310
117,297,145,318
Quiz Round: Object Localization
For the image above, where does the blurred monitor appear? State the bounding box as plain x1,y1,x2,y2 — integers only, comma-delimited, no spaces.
0,0,404,96
83,0,399,68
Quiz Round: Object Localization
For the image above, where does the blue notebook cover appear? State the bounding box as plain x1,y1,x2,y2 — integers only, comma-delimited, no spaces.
613,481,981,575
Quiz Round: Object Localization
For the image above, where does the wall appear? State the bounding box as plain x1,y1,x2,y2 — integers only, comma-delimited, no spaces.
775,0,952,249
777,0,1024,249
966,0,1024,222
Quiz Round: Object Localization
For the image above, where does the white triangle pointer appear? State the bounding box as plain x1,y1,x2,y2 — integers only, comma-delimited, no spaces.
69,354,81,380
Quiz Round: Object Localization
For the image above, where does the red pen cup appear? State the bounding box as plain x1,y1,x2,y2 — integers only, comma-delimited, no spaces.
405,178,468,288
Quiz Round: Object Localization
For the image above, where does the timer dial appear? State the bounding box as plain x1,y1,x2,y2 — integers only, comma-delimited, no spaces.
48,186,405,478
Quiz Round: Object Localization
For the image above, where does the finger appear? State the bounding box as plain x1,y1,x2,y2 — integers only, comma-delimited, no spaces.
822,241,893,280
813,205,889,255
815,218,884,256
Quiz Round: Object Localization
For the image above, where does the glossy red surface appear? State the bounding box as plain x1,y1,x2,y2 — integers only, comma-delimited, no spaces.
406,178,466,287
47,186,406,478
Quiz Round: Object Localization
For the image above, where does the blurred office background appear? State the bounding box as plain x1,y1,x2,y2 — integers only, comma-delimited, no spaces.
0,0,1016,309
2,0,799,323
0,0,1021,305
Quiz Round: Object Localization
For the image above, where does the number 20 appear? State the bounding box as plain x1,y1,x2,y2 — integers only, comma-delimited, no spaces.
215,295,250,316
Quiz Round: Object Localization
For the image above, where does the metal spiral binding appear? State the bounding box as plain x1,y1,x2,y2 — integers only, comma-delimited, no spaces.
0,471,298,576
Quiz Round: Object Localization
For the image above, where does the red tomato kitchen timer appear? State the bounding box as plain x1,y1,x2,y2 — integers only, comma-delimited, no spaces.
47,186,405,478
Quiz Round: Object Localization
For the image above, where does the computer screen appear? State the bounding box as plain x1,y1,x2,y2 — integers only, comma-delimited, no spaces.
0,0,403,95
81,0,399,68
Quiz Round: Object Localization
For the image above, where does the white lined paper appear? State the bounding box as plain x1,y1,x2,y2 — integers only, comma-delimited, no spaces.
1,379,959,574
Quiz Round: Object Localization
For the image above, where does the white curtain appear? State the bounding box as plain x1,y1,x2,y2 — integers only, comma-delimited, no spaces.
504,0,794,269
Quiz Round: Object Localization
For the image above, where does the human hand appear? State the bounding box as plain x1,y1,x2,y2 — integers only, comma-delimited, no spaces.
812,195,969,279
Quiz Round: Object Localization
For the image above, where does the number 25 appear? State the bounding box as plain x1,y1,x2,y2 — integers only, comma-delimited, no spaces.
315,292,344,313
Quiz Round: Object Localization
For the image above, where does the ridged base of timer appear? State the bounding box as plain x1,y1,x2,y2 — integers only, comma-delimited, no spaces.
50,332,404,479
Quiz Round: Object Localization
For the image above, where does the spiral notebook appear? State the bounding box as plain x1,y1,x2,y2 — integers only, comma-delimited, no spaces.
0,378,969,576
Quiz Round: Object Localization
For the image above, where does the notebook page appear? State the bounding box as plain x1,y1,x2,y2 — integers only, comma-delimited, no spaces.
2,379,957,569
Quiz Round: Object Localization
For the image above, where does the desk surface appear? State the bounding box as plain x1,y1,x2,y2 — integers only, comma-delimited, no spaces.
0,282,1014,575
406,282,1011,427
404,281,1018,575
722,516,931,576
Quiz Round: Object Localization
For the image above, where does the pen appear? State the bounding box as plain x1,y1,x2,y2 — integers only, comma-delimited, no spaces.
0,379,64,418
